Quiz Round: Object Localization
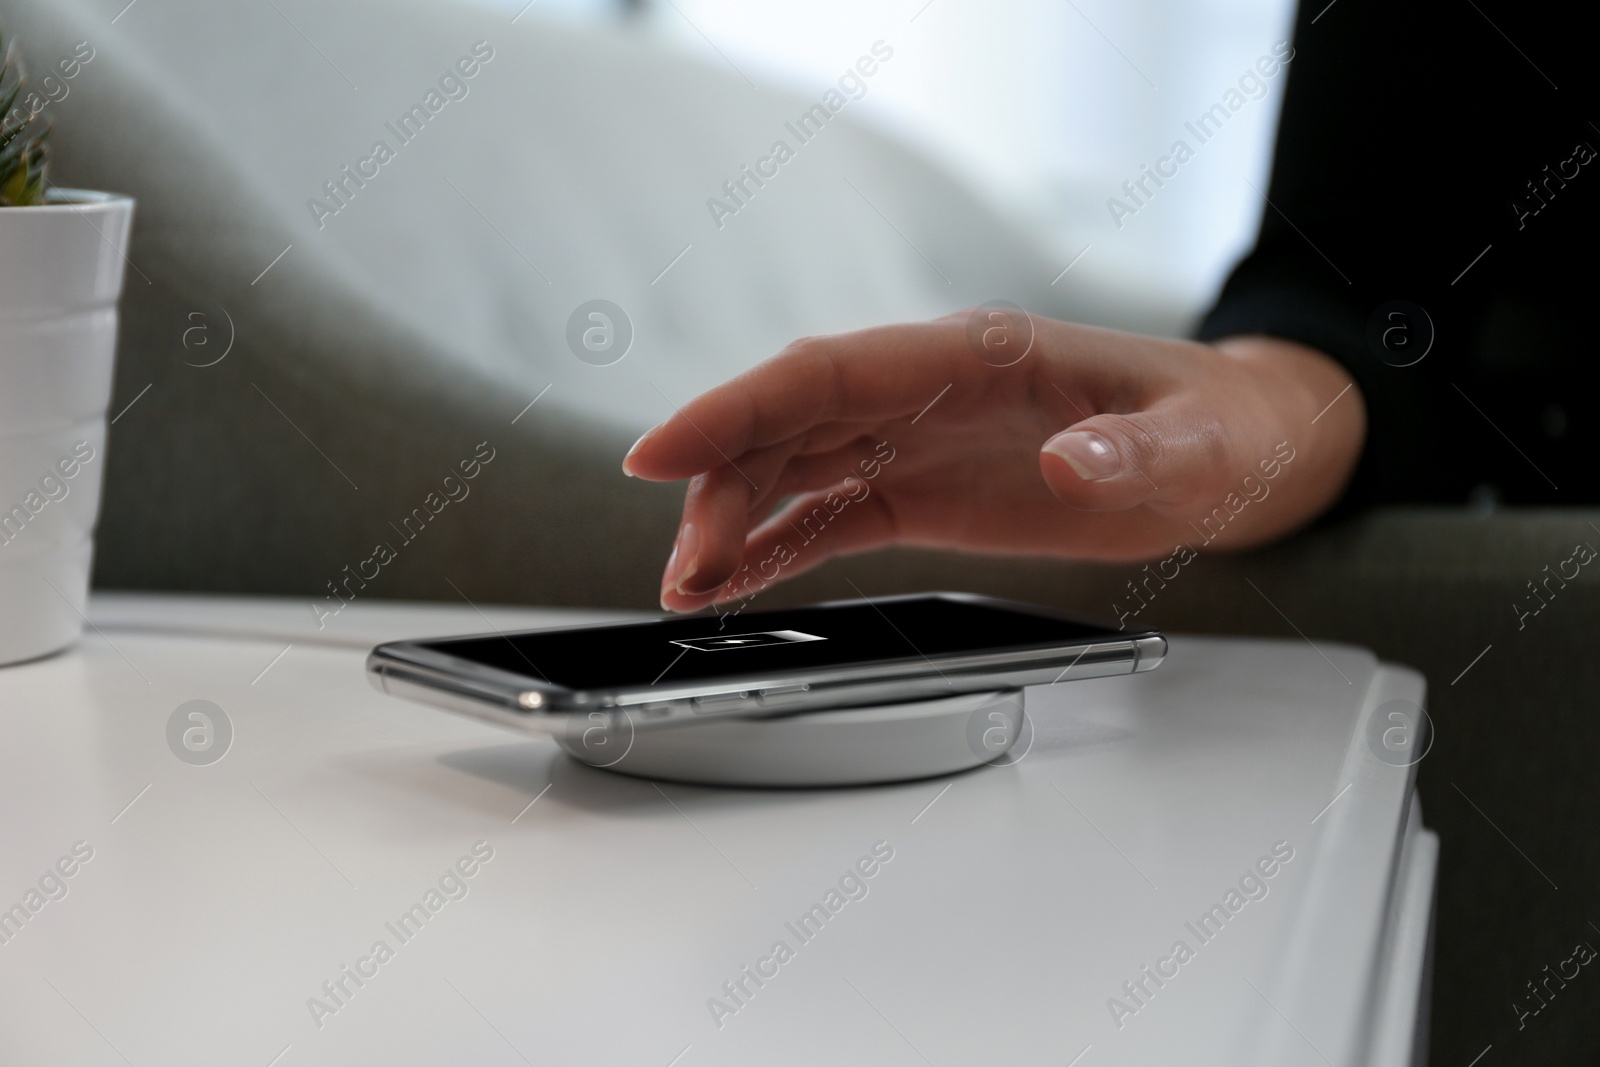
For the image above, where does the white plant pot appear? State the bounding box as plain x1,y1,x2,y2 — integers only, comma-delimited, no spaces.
0,189,134,665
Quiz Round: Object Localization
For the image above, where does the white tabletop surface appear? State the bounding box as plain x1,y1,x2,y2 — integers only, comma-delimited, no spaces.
0,593,1435,1067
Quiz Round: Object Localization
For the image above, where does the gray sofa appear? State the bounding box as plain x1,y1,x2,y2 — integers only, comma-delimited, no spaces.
7,0,1597,1060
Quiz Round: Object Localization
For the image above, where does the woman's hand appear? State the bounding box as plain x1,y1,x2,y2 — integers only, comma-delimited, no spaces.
622,309,1365,612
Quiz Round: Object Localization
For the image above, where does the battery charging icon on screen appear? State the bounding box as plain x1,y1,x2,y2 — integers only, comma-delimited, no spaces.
670,630,826,651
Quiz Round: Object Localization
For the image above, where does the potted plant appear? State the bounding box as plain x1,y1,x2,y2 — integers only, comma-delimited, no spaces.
0,20,134,665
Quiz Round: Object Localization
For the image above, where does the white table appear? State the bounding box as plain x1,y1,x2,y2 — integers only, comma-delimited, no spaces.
0,594,1436,1066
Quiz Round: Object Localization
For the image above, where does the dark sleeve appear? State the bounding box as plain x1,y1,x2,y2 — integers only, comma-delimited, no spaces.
1198,0,1599,513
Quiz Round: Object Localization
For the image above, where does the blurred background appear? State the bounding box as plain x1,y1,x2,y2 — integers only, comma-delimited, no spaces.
481,0,1296,318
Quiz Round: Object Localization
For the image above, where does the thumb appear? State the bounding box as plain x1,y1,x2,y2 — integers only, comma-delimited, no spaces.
1039,405,1219,513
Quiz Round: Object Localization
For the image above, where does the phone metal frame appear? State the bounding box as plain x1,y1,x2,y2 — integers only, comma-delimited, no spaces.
366,592,1165,735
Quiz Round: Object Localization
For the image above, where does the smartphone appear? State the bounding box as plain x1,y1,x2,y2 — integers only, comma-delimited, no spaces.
367,593,1164,735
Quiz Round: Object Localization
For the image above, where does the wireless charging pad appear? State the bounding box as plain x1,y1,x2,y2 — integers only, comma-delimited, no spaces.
556,689,1027,787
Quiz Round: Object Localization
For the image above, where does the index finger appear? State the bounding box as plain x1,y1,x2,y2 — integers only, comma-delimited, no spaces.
622,319,995,481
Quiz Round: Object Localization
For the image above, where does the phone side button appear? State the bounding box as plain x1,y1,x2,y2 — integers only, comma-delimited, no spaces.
757,683,810,705
692,692,749,714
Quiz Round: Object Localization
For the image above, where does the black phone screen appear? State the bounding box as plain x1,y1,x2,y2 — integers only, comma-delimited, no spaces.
419,595,1135,691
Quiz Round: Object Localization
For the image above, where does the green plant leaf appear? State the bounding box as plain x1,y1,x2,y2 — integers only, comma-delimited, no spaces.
0,20,51,207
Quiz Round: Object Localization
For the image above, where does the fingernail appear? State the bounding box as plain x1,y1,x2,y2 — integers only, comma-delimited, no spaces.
1043,431,1121,481
622,425,659,475
673,522,702,596
658,534,682,605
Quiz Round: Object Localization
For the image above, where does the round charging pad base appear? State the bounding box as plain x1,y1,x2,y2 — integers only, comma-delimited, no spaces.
558,689,1025,787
